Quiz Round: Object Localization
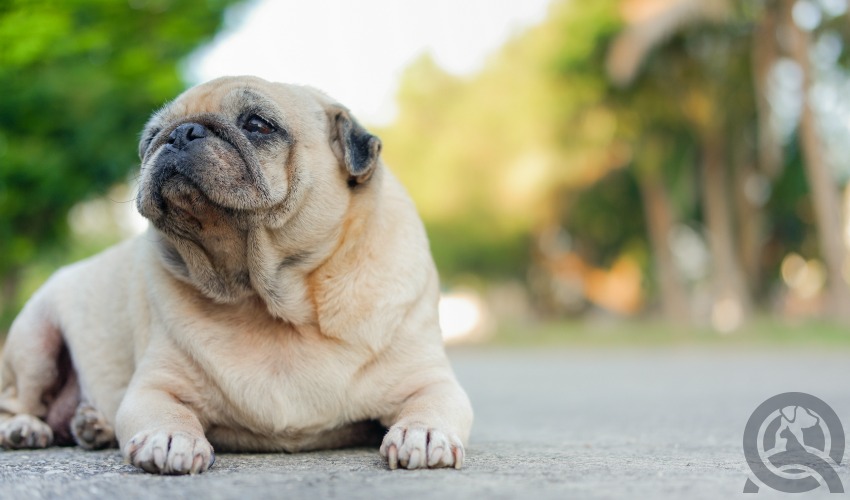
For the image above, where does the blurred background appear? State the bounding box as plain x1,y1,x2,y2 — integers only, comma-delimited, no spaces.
3,0,850,345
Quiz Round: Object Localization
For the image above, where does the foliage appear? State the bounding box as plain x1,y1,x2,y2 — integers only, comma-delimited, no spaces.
4,0,850,329
384,0,850,324
557,168,646,269
380,0,624,282
0,0,241,326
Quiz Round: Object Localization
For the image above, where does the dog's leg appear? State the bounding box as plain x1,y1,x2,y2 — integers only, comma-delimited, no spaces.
71,402,117,450
380,377,473,470
0,298,69,449
115,375,214,475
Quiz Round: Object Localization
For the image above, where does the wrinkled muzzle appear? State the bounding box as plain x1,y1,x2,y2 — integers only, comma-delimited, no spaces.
137,115,274,227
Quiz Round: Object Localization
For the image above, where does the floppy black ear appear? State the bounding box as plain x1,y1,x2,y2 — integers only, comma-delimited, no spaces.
331,108,382,186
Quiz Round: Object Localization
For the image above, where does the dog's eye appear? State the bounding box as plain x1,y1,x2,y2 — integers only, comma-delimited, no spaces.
243,115,275,135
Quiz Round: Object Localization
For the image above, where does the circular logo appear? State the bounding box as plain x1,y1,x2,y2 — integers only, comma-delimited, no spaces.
743,392,844,493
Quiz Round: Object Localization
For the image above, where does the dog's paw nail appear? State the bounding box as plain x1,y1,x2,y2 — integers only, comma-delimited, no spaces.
407,448,423,469
387,444,398,470
152,446,166,469
453,446,464,469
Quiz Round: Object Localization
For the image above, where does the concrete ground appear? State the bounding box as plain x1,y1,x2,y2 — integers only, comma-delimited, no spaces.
1,346,849,499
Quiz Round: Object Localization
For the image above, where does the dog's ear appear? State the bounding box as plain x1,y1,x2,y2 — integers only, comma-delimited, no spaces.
329,107,382,187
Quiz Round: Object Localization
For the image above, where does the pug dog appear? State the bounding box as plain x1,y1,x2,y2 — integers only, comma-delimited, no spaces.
0,76,473,474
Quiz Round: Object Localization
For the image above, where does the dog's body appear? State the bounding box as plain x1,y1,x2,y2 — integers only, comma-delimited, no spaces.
0,76,472,473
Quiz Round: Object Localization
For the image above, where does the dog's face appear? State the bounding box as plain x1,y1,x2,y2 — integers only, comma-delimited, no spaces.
136,76,382,305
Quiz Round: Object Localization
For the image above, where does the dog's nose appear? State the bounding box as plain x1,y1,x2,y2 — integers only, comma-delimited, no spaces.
167,123,207,149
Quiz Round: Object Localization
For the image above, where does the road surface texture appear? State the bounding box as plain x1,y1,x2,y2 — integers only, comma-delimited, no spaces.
1,346,849,499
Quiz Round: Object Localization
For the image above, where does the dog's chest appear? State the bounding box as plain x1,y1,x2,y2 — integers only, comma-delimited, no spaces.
186,320,376,434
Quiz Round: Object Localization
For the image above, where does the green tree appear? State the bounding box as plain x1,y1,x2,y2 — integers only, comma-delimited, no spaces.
369,0,850,325
605,0,759,324
0,0,242,327
607,0,850,324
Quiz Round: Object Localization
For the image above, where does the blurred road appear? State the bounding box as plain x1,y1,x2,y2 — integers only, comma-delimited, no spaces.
1,347,849,499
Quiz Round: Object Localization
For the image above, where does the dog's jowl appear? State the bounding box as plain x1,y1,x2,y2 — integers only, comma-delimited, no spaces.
0,76,473,474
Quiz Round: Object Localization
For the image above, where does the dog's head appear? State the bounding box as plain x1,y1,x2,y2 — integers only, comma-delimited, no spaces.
136,76,382,308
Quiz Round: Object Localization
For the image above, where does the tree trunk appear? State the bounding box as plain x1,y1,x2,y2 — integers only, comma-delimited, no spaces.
636,164,691,324
700,130,752,329
733,157,766,297
634,138,691,324
784,0,850,320
740,3,780,303
751,3,782,178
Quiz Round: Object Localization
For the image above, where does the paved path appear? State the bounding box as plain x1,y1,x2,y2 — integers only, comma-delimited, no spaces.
1,346,849,499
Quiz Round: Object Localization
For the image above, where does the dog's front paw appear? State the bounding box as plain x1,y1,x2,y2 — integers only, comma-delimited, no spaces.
0,414,53,449
124,430,214,475
71,404,116,450
380,424,464,470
